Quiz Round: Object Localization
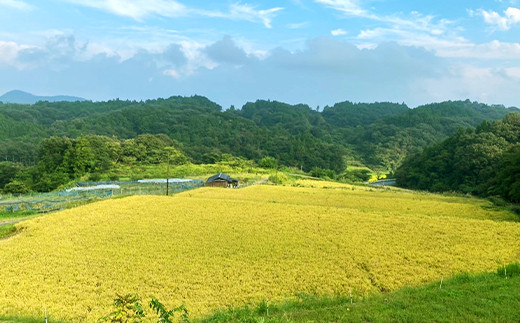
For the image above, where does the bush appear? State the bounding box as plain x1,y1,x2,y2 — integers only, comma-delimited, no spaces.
310,167,337,180
100,294,189,323
340,169,371,182
3,181,30,194
269,172,288,185
88,172,103,181
109,173,119,181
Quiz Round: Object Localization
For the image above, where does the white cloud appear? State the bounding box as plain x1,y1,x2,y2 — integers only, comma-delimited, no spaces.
356,25,520,61
481,10,509,30
200,3,283,29
0,0,33,10
0,41,21,64
2,35,519,109
480,7,520,30
230,3,283,28
178,40,217,74
331,28,347,36
356,27,469,57
0,41,33,66
62,1,282,28
506,7,520,23
315,0,460,56
62,0,187,20
410,65,520,107
314,0,366,16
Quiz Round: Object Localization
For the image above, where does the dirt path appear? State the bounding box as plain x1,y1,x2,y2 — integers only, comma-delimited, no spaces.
0,220,20,227
253,178,269,185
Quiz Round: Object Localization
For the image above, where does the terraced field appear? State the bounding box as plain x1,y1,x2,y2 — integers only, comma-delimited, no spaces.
0,184,519,321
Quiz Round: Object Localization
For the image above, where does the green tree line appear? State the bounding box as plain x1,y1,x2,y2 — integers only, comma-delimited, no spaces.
0,134,188,193
396,113,520,203
0,96,517,177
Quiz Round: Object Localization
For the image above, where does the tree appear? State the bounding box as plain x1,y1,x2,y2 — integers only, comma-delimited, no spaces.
0,162,22,189
488,144,520,203
63,136,95,177
396,114,520,202
3,181,30,194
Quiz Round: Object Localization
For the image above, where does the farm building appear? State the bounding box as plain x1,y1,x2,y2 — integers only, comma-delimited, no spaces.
206,173,239,188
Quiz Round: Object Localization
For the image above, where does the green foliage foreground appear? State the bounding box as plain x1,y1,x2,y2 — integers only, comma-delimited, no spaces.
99,294,189,323
198,266,520,323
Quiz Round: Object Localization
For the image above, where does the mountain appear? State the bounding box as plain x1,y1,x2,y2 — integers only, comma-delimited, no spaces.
0,96,517,172
0,90,86,104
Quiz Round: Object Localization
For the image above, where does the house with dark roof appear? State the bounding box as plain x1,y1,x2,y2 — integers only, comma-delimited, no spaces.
205,173,239,188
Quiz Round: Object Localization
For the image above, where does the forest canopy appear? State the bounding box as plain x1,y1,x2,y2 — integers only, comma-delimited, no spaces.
0,96,518,193
396,113,520,203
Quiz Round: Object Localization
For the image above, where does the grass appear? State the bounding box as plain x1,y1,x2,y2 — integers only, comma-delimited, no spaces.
0,210,37,222
0,224,16,239
0,210,39,239
199,267,520,322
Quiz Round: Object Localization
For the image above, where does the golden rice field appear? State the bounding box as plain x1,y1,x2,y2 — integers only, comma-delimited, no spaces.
0,183,519,321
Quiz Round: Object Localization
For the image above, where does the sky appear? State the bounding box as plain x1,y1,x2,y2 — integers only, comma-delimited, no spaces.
0,0,519,109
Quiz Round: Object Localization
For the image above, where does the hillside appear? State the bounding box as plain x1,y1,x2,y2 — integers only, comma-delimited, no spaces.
0,183,518,321
0,96,517,172
396,113,520,203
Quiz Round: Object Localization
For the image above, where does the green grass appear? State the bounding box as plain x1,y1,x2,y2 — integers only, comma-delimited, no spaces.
0,224,17,239
0,210,37,220
198,267,520,323
0,210,38,239
0,210,39,228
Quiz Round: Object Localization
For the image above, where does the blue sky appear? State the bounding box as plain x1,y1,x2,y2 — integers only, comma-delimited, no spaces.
0,0,519,108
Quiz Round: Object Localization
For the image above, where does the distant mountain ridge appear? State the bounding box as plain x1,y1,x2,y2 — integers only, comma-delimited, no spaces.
0,90,86,104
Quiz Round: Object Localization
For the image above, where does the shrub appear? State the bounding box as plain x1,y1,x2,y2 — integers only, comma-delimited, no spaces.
3,181,30,194
100,293,145,322
269,172,288,184
88,172,103,181
310,167,337,180
100,294,189,323
340,169,371,182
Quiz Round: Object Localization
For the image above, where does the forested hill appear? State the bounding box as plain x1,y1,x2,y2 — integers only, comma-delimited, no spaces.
0,96,517,173
396,113,520,203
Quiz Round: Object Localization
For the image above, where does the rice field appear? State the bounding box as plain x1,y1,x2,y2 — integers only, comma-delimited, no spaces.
0,184,519,321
